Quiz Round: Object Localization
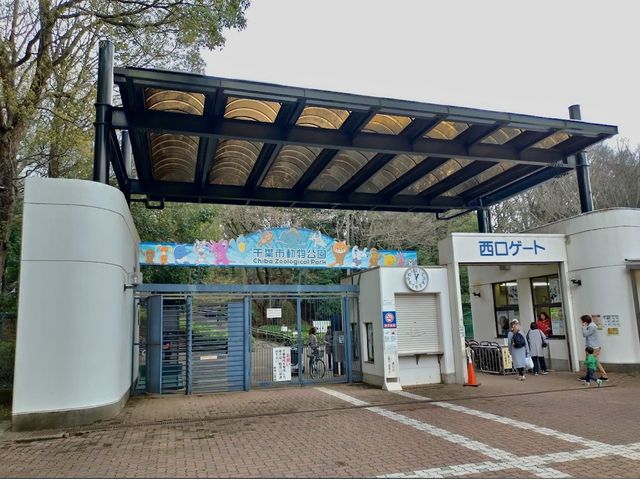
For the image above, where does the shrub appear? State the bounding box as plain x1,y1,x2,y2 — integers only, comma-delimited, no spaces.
0,341,15,387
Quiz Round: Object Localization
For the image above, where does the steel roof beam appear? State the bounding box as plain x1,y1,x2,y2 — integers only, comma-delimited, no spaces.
245,99,306,190
420,161,496,200
292,109,377,192
479,167,569,205
129,179,464,211
460,164,541,201
193,90,226,190
379,157,450,197
108,129,130,193
338,117,444,195
113,109,579,168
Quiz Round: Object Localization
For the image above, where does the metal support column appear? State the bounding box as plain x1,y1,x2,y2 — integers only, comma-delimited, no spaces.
477,208,487,233
186,295,193,395
569,104,594,213
93,40,114,183
343,296,353,383
243,296,251,391
146,295,163,394
296,298,303,386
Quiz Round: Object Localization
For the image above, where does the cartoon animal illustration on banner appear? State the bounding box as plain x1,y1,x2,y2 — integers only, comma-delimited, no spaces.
144,248,155,264
158,245,172,265
237,235,246,253
369,248,380,268
351,246,368,267
329,240,348,267
257,230,274,246
310,230,326,248
209,239,230,265
173,244,192,264
194,240,208,264
383,253,397,266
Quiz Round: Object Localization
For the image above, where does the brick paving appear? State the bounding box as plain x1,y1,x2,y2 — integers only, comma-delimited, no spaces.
0,372,638,477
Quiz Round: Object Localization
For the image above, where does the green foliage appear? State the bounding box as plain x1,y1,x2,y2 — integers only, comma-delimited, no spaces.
132,202,226,284
0,341,15,387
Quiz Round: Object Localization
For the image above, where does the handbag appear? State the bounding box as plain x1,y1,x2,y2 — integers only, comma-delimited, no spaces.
525,355,534,370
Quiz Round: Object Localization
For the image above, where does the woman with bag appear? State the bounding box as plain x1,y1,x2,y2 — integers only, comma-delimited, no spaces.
527,322,549,375
508,318,530,381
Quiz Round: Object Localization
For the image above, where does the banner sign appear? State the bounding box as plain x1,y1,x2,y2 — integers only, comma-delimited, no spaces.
139,227,417,269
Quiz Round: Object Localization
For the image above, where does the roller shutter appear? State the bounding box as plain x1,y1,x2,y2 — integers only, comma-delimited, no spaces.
395,294,441,355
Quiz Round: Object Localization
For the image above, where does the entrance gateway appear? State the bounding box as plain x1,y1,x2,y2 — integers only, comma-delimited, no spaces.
11,41,618,430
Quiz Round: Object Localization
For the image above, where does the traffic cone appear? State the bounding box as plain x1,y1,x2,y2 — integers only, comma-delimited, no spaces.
464,353,480,387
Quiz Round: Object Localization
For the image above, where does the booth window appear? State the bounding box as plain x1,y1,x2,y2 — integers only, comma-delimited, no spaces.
531,275,565,338
365,323,374,361
493,281,519,338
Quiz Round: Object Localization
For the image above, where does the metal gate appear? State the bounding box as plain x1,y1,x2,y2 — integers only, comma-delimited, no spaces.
251,296,358,388
136,284,359,395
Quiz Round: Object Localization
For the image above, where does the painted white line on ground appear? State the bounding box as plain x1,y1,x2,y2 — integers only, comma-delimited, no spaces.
379,446,631,478
393,391,431,401
383,390,640,476
317,388,570,478
315,387,369,406
392,390,607,449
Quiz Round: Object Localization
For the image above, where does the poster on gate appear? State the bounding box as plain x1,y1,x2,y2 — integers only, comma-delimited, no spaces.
272,347,291,382
501,347,513,369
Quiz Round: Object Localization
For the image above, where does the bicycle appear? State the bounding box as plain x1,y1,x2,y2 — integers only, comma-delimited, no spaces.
308,349,326,379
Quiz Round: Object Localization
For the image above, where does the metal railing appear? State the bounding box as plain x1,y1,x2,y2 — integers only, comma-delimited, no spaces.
467,340,516,375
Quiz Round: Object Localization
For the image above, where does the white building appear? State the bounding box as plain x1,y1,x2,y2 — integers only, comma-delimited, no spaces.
442,209,640,375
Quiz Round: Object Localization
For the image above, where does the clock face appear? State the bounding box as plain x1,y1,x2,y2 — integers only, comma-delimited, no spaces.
404,267,429,291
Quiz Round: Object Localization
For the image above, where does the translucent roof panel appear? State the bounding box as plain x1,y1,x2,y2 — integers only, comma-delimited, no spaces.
533,132,571,149
144,88,205,115
481,127,523,145
444,162,515,196
424,121,469,140
296,107,350,129
149,133,199,182
401,159,472,195
356,155,426,194
309,150,375,191
224,97,281,122
261,145,322,189
362,114,413,134
209,140,263,186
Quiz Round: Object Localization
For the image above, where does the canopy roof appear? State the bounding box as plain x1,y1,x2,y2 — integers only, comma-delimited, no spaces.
109,67,617,214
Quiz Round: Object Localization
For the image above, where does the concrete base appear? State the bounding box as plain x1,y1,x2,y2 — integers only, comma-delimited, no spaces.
600,363,640,374
12,390,129,432
441,372,457,384
362,372,384,388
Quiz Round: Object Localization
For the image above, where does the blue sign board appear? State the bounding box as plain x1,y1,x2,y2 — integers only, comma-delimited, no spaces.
382,311,397,329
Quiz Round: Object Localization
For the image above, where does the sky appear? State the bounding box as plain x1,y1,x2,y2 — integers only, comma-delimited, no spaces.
202,1,640,148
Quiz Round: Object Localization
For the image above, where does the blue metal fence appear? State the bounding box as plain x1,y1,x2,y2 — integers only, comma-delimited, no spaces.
138,284,359,395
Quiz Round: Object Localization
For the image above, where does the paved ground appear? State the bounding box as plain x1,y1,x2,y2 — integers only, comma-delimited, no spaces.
1,372,639,478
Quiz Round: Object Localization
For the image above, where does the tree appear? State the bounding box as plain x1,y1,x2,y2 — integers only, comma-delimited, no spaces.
0,0,250,290
490,141,640,232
